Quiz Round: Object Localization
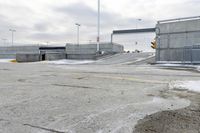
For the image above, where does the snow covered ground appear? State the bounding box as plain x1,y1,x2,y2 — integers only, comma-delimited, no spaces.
45,59,95,65
196,66,200,72
158,64,200,93
170,81,200,93
157,63,200,72
0,59,14,63
157,63,197,68
0,55,199,133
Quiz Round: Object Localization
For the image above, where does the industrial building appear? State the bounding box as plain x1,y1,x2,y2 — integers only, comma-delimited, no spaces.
156,16,200,64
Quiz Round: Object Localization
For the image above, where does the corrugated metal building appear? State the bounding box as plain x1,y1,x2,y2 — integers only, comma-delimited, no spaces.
156,16,200,64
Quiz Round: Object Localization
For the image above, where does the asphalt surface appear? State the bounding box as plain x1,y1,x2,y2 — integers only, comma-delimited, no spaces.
93,53,154,65
0,53,199,133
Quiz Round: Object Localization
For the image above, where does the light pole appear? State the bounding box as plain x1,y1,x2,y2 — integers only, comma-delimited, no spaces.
75,23,81,45
2,38,7,46
136,19,142,29
9,29,16,46
111,33,113,44
135,19,142,51
97,0,100,52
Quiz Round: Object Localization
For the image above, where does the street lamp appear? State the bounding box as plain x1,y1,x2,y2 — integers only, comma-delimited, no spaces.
9,29,16,46
97,0,100,52
75,23,81,45
136,19,142,29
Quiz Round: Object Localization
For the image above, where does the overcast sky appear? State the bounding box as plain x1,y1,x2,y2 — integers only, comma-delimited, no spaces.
0,0,200,48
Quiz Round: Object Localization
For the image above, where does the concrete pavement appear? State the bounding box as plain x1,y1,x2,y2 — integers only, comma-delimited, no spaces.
0,53,199,133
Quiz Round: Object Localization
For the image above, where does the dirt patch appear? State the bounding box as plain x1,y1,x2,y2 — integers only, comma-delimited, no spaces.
134,91,200,133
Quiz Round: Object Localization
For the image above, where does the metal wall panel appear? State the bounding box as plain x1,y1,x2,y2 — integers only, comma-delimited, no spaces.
156,18,200,63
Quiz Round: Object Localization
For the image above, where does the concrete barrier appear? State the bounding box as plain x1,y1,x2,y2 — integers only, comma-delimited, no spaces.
1,45,67,62
66,43,124,59
16,53,40,62
0,45,40,59
1,43,124,61
67,54,96,60
45,53,66,61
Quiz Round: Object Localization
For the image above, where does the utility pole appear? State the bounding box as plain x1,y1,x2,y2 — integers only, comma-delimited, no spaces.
111,33,113,44
97,0,100,52
9,29,16,46
75,23,81,45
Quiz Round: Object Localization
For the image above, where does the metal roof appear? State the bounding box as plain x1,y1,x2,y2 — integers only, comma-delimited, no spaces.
113,28,155,34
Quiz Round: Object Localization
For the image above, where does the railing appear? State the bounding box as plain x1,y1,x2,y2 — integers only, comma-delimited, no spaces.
158,16,200,24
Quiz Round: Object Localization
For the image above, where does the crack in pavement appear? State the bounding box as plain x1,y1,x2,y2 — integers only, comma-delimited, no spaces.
23,124,67,133
0,118,9,122
52,84,92,89
52,83,110,92
0,118,67,133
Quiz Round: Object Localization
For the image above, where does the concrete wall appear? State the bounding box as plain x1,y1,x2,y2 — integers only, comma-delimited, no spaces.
66,44,97,54
16,53,40,62
1,43,124,61
0,46,39,59
66,54,96,60
113,44,124,53
66,43,124,60
40,47,66,61
16,53,67,62
45,53,66,61
0,45,67,62
40,49,66,54
156,19,200,63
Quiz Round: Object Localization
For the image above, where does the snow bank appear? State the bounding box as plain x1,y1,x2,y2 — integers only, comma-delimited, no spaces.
0,59,14,63
157,63,196,68
47,59,95,65
157,64,200,72
170,81,200,93
196,66,200,72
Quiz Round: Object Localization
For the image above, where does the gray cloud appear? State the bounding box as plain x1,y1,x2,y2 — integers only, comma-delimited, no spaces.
55,2,97,24
34,23,49,32
55,2,155,32
0,0,199,49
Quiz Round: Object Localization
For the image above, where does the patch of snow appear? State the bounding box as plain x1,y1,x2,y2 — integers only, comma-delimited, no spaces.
46,59,95,65
157,64,200,72
60,96,190,133
0,59,14,63
135,58,145,62
170,81,200,93
196,66,200,72
152,97,190,105
157,63,194,67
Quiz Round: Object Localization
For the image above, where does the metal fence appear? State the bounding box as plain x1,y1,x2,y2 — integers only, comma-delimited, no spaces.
183,45,200,64
156,29,200,64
